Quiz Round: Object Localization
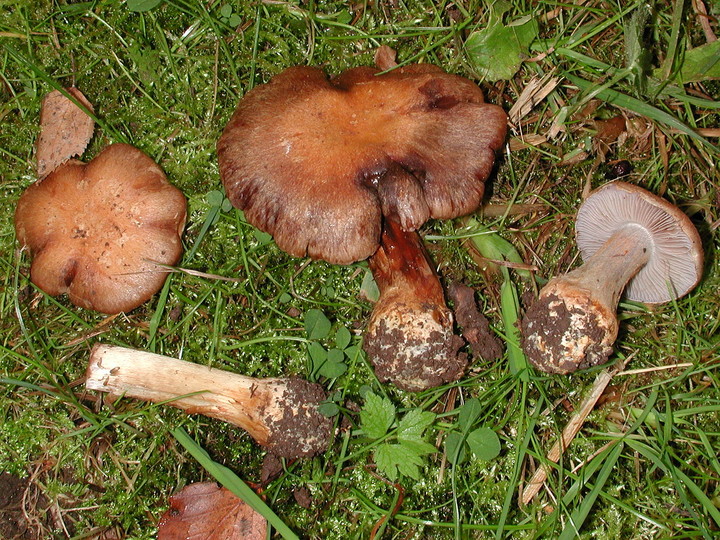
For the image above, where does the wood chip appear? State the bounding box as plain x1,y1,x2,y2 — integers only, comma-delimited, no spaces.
36,87,95,180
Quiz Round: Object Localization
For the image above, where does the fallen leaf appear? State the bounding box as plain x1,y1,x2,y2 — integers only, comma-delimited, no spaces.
36,87,95,180
465,2,538,81
157,482,267,540
374,45,398,70
594,116,626,145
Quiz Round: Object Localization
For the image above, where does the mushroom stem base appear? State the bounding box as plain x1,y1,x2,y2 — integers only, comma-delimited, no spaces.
522,224,652,374
363,220,466,391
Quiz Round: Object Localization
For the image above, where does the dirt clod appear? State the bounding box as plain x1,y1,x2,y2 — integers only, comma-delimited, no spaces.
0,473,51,540
448,283,503,361
265,378,333,458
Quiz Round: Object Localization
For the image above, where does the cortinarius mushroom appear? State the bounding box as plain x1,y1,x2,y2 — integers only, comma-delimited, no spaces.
217,65,507,390
85,344,332,459
14,143,187,314
522,181,703,374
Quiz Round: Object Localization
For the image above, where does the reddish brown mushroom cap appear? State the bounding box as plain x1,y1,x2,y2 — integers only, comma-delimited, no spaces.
217,65,508,264
14,143,187,314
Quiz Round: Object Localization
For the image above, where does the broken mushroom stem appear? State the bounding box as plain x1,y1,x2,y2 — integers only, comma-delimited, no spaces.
363,218,466,392
85,345,332,459
554,224,652,310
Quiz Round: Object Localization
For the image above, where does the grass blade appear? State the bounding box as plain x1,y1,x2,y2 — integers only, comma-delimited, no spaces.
567,74,717,151
558,441,624,540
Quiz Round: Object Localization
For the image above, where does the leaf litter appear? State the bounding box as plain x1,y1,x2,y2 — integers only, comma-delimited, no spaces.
35,88,94,180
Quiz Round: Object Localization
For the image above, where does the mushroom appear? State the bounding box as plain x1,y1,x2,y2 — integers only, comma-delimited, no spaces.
521,181,703,374
14,143,187,314
217,65,507,390
85,344,333,459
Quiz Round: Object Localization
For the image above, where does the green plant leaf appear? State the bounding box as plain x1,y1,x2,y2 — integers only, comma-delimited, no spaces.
318,348,347,378
307,341,327,370
360,392,395,440
360,269,380,302
220,4,232,18
398,438,437,456
444,431,467,466
335,325,352,350
466,427,501,461
304,309,332,339
457,398,482,432
252,229,273,245
127,0,163,12
654,40,720,83
623,2,653,93
344,345,364,361
206,189,224,207
500,278,529,381
467,221,531,279
465,6,538,81
397,409,435,442
318,402,340,417
374,443,425,481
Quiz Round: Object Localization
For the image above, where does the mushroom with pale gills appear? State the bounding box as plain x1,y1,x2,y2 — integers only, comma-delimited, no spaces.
521,181,704,374
85,345,333,459
217,65,507,391
14,143,187,314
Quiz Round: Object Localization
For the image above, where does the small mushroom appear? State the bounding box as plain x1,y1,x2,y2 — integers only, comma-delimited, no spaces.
522,181,703,374
14,143,187,314
85,345,332,459
217,65,507,390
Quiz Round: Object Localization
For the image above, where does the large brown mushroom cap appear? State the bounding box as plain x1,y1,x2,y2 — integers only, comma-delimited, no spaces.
217,65,508,264
14,143,187,314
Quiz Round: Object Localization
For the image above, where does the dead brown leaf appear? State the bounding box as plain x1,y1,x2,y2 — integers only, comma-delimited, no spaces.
594,115,626,145
157,482,267,540
374,45,398,71
36,87,95,180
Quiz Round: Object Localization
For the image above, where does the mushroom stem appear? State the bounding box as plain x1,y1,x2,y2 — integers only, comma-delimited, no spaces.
85,345,331,458
561,225,652,309
363,219,466,391
522,225,652,374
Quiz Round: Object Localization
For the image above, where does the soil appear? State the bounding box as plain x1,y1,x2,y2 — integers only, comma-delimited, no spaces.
264,378,333,459
0,473,51,540
448,283,503,361
293,486,313,509
363,316,467,392
259,453,283,486
521,292,612,374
